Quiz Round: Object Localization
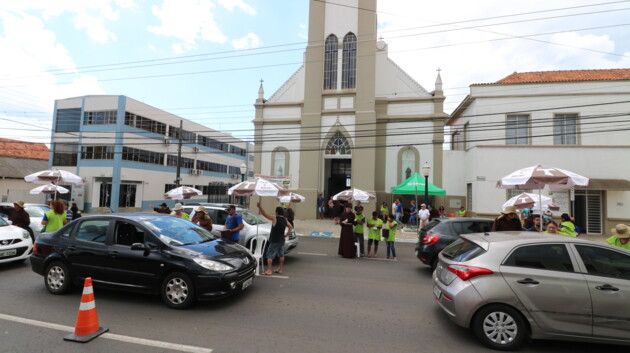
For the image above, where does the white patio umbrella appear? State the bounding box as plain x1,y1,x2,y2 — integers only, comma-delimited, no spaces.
497,165,589,230
502,192,554,211
277,192,306,204
164,186,203,200
332,188,376,203
30,183,69,195
24,169,84,185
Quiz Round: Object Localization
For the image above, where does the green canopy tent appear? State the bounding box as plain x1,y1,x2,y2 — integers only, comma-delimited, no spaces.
391,173,446,232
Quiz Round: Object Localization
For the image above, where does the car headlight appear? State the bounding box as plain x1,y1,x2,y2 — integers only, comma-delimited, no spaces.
22,230,30,239
193,258,234,272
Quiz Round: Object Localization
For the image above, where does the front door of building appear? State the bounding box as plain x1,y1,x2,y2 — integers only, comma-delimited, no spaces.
574,190,602,234
327,159,351,198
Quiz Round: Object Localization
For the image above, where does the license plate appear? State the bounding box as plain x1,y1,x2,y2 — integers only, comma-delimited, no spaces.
0,249,17,258
242,277,253,290
433,286,442,300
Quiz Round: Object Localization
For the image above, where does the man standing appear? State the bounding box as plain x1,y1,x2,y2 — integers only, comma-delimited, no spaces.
0,201,32,241
394,199,403,223
418,203,431,229
353,205,366,257
257,202,292,275
225,205,244,242
148,202,171,214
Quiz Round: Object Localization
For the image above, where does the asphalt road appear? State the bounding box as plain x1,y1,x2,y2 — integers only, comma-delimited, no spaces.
0,237,627,353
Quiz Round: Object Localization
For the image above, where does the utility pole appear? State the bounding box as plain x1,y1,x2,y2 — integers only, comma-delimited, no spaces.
175,120,183,188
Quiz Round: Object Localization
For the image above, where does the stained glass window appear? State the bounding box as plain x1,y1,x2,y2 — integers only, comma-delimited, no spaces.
326,132,351,156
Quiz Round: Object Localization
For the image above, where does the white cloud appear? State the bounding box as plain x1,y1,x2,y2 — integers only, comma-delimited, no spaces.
148,44,157,52
218,0,256,15
231,32,261,50
147,0,228,53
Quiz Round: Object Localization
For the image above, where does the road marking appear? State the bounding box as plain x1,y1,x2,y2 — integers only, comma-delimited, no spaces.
297,252,328,256
0,313,213,353
258,274,289,279
307,231,333,238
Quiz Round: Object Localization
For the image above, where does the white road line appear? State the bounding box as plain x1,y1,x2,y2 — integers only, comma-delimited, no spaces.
296,252,328,256
258,274,289,279
0,313,213,353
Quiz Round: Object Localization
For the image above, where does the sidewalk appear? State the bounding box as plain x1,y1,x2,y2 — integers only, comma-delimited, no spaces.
292,218,608,244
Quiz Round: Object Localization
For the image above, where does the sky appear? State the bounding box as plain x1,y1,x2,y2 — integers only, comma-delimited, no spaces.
1,0,629,145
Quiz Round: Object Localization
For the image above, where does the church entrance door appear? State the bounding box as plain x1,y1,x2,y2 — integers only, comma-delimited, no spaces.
327,159,351,198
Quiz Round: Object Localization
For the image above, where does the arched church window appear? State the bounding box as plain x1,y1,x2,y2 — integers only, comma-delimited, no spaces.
324,35,338,90
272,148,288,176
401,149,416,182
326,131,351,156
342,33,357,89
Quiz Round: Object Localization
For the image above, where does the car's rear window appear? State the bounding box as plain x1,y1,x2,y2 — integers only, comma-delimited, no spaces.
423,219,441,231
442,238,486,262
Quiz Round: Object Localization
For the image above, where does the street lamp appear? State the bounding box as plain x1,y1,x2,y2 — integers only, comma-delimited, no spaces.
239,162,247,206
422,162,431,207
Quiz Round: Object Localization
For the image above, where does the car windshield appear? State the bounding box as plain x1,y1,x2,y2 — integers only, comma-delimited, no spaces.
25,205,50,217
141,217,217,246
239,210,268,225
0,217,7,226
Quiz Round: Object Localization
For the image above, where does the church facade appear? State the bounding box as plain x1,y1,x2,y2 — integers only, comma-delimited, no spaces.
253,0,448,218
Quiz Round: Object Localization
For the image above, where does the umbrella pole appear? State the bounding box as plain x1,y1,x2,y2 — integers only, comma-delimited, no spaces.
539,189,543,232
415,184,419,235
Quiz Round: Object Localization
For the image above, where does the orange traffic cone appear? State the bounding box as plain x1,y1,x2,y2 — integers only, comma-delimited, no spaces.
64,277,109,343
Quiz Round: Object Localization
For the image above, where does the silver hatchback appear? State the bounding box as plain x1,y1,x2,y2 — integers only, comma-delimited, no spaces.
433,231,630,350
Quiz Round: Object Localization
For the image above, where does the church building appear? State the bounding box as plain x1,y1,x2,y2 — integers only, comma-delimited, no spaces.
254,0,448,217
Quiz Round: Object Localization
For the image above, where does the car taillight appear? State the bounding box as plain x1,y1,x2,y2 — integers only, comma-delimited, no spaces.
447,264,493,281
423,235,440,245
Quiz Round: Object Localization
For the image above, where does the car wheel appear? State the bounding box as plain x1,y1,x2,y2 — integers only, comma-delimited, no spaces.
161,272,196,309
472,304,527,350
44,261,71,294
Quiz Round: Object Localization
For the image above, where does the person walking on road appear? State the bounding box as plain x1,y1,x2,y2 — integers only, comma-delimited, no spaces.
192,206,213,232
491,206,523,232
383,214,398,261
0,201,33,241
394,199,403,223
607,224,630,250
366,211,383,258
41,200,68,233
257,202,293,275
338,204,357,258
353,206,366,257
225,205,244,242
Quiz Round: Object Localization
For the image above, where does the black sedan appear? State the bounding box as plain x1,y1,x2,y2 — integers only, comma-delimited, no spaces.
31,213,256,309
415,217,493,269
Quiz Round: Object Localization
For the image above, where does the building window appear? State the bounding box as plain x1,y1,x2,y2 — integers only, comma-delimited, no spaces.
506,115,529,145
197,160,227,174
84,111,117,125
342,33,357,89
323,34,338,90
554,114,578,145
168,126,196,144
53,144,78,166
272,148,287,176
55,108,81,132
325,131,351,156
451,131,462,150
82,146,114,160
124,112,166,135
122,147,164,165
167,155,195,169
466,183,473,212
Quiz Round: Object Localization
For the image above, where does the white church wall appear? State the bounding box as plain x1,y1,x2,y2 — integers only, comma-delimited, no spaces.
261,124,301,189
442,150,467,196
384,121,434,191
607,191,630,219
387,102,433,116
321,115,356,145
262,107,302,120
324,0,358,37
375,52,430,99
267,66,305,103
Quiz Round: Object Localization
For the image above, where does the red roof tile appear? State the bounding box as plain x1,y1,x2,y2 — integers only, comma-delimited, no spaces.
495,68,630,84
0,138,49,160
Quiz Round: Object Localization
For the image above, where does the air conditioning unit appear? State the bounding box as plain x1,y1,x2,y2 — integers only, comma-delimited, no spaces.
164,137,171,146
232,174,240,179
196,169,203,176
190,169,198,175
193,147,201,153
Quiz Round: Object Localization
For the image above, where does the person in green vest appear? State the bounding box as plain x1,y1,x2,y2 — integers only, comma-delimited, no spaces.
170,203,190,220
383,214,398,261
558,213,577,237
607,224,630,250
41,200,68,233
366,211,383,258
380,202,389,221
458,206,468,217
353,206,366,257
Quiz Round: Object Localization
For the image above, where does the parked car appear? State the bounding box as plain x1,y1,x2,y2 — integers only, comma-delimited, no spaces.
433,231,630,350
0,216,33,264
30,213,256,309
415,218,493,269
0,202,50,239
182,203,299,254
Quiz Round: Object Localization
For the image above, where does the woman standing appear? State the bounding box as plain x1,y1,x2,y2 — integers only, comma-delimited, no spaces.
41,200,68,233
380,202,389,221
338,204,357,258
366,211,383,258
383,214,398,261
192,206,213,232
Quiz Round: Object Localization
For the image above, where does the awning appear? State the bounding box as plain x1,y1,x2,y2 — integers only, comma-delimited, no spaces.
391,173,447,196
585,179,630,191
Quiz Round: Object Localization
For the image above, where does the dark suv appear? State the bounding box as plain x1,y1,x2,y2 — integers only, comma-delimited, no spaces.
415,217,493,269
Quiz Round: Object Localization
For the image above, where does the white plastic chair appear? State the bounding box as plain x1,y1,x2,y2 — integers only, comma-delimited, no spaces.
249,235,268,275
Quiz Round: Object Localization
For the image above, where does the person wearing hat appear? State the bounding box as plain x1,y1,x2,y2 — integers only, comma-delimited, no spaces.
491,206,523,232
418,203,431,229
225,205,243,242
192,206,213,232
353,205,366,257
170,203,189,220
0,201,33,241
148,202,171,214
607,224,630,250
338,203,357,258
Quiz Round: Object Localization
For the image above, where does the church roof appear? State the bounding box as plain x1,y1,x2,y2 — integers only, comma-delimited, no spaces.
492,68,630,84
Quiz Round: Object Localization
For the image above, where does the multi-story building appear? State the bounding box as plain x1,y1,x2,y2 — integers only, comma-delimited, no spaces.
445,69,630,234
51,95,253,212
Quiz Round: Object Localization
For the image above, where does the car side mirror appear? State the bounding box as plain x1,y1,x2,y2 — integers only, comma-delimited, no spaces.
131,243,150,255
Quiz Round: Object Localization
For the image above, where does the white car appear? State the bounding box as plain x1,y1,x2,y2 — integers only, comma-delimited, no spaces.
0,217,33,264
